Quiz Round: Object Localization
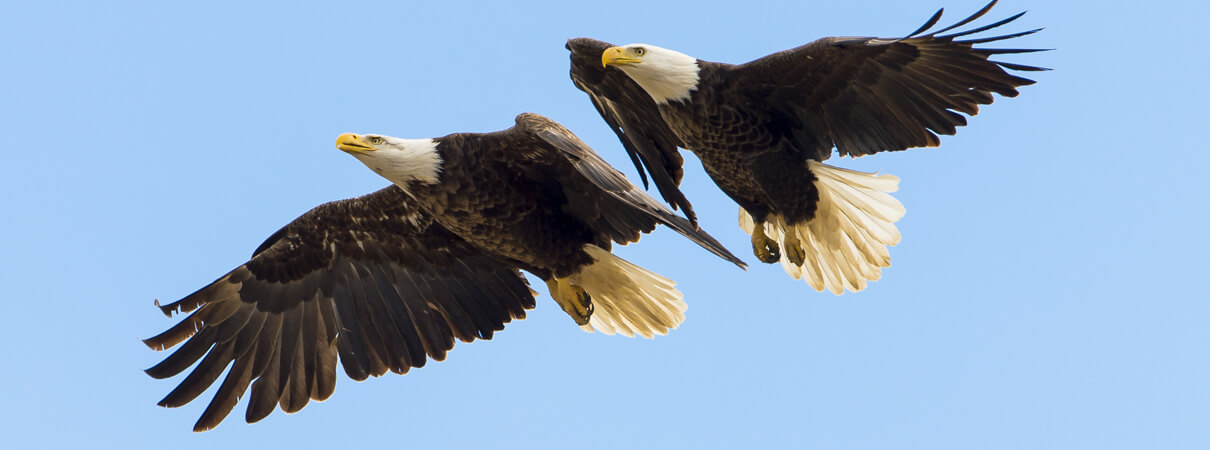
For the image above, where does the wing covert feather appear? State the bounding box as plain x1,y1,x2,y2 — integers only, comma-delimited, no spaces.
514,113,745,269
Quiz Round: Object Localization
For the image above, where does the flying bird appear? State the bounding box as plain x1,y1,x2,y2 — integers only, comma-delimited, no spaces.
567,0,1046,294
144,113,744,431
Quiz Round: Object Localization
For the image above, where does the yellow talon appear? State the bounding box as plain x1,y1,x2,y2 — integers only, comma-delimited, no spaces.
783,234,805,266
751,225,781,264
546,278,593,326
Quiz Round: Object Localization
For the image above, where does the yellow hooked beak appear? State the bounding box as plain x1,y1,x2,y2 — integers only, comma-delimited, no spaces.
336,133,376,155
602,46,641,67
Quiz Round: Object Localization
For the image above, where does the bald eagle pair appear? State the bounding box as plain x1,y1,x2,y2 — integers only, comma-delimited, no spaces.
146,0,1044,430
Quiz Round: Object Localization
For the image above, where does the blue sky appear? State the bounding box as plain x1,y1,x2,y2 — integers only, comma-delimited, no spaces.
2,0,1207,448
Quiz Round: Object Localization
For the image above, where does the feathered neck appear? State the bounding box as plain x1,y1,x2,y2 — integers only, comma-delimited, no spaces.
618,45,700,104
357,138,443,192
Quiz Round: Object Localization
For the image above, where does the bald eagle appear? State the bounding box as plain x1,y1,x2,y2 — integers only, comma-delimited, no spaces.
145,113,744,431
567,0,1046,294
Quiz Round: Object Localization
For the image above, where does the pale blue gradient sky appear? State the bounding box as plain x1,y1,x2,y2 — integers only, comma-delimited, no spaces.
2,1,1207,448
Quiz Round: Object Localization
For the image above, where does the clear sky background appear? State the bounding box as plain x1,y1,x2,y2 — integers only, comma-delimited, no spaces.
2,0,1207,448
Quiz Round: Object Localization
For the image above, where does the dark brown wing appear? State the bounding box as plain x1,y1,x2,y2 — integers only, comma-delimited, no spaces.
730,0,1047,160
566,38,694,224
143,186,535,431
513,113,744,268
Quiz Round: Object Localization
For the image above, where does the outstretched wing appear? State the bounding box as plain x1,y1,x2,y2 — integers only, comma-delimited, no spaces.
731,0,1047,160
513,113,744,268
566,38,693,224
143,186,535,431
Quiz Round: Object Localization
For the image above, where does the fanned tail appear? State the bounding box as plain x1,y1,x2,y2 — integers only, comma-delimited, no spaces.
571,245,686,338
740,161,906,294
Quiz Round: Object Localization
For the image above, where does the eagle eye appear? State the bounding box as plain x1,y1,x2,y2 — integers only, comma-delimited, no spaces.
634,47,646,56
369,136,384,145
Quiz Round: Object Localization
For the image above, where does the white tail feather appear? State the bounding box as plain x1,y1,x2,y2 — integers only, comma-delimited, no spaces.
739,161,906,294
570,245,686,338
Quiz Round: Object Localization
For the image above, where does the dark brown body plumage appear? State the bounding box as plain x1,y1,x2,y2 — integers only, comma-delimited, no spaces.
413,130,600,278
657,68,823,226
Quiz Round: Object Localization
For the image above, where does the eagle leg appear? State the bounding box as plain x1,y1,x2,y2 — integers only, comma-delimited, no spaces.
782,234,805,267
546,278,593,326
751,224,781,264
